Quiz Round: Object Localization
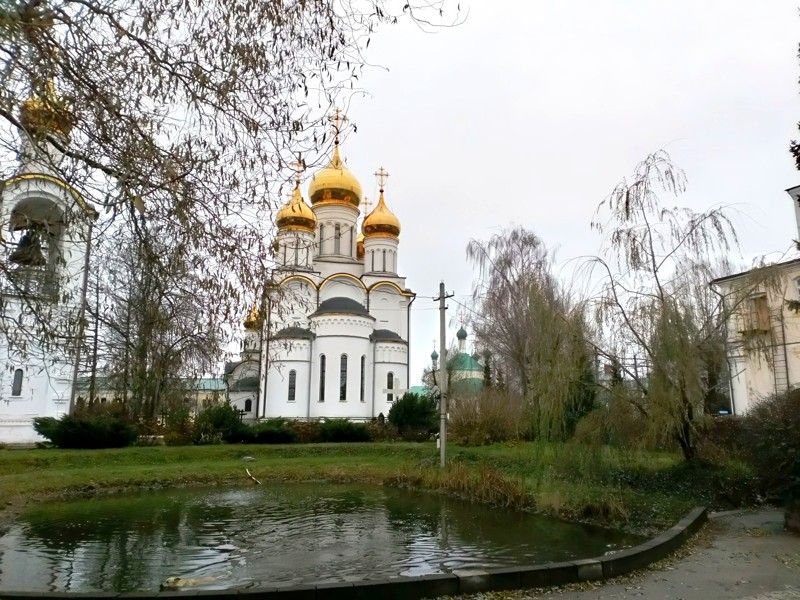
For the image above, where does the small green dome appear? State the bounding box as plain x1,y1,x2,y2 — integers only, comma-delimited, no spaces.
431,350,439,361
456,326,467,340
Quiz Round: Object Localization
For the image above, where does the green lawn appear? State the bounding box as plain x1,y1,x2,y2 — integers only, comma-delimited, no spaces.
0,442,752,533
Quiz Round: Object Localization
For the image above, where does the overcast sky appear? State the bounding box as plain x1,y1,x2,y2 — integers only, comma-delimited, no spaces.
315,0,799,385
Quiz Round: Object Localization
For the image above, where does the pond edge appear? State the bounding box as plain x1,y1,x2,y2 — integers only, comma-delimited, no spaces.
0,506,707,600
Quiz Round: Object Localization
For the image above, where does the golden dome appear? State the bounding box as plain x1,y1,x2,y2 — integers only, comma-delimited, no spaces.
362,190,400,239
19,80,74,138
276,183,316,233
356,232,365,260
307,145,362,208
243,303,262,330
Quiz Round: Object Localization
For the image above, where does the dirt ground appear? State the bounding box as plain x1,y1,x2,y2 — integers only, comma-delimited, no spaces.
452,509,800,600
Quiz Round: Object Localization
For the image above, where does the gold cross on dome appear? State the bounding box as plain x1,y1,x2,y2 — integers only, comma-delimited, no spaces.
374,166,390,191
328,108,348,143
360,195,372,214
290,157,304,186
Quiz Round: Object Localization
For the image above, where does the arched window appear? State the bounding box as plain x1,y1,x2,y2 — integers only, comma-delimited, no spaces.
360,355,366,402
319,354,326,402
371,250,375,272
288,370,297,402
349,226,355,256
11,369,23,397
319,224,325,254
339,354,348,401
244,398,252,412
334,224,341,254
387,372,394,402
382,249,387,271
294,240,299,265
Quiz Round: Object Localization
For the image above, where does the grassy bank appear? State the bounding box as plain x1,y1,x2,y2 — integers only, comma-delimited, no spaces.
0,442,753,533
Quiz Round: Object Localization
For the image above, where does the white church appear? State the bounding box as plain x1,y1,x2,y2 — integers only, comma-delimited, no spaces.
0,82,97,443
225,115,415,421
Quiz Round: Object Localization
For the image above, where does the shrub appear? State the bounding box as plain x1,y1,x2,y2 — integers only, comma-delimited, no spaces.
162,408,193,446
289,420,321,443
449,390,523,445
246,418,298,444
365,421,400,442
192,402,247,444
735,390,800,506
33,414,139,449
317,419,371,442
387,392,438,436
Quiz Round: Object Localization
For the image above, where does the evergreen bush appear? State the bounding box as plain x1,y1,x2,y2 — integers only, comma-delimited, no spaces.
246,418,298,444
387,392,438,437
33,414,138,449
317,419,371,442
192,402,247,444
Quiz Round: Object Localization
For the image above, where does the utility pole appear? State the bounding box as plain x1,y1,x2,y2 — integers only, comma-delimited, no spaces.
434,281,453,468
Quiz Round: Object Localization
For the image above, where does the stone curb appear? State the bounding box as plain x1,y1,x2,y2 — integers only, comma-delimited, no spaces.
0,507,707,600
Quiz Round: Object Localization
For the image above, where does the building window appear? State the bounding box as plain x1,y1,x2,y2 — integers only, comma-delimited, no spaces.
319,224,325,254
360,355,366,402
371,250,375,272
244,399,252,412
349,226,355,256
387,371,394,402
339,354,348,401
382,249,386,271
319,354,326,402
747,295,770,332
334,224,341,254
288,369,297,402
11,369,22,397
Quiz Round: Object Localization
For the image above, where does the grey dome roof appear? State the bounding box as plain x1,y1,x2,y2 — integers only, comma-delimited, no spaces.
273,326,315,340
370,329,406,342
456,326,468,340
312,297,372,318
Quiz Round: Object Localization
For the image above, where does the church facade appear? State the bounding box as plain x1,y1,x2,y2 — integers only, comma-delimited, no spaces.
0,84,96,443
225,124,415,420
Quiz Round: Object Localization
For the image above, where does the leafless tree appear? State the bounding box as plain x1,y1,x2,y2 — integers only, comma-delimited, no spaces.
586,150,753,460
0,0,460,362
467,227,596,440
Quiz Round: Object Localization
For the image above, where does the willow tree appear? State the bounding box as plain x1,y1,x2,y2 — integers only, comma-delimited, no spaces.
0,0,458,359
467,227,596,440
588,151,740,460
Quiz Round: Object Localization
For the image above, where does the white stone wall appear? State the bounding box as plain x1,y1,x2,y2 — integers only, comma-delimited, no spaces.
364,236,399,275
373,341,408,416
0,175,91,444
276,229,315,270
716,261,800,414
314,204,359,259
309,314,373,418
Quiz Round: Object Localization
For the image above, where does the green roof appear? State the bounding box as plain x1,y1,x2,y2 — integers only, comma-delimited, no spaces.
451,352,483,373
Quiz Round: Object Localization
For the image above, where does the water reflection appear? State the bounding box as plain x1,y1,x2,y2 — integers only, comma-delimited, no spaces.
0,484,643,593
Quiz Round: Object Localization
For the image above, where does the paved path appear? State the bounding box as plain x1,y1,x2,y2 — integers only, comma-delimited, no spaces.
459,509,800,600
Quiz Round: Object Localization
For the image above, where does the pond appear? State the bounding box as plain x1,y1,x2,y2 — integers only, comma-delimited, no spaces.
0,483,643,593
